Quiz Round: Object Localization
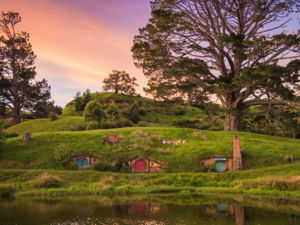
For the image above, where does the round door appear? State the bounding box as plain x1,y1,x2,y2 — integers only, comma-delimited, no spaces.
134,159,147,172
215,161,226,172
77,158,88,168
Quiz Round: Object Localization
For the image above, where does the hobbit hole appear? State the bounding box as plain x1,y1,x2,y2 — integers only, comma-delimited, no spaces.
74,155,98,169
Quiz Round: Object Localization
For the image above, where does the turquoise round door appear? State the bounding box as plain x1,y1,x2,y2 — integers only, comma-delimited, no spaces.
215,161,226,172
77,158,88,168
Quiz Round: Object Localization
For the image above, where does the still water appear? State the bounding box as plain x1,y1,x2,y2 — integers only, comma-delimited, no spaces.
0,194,299,225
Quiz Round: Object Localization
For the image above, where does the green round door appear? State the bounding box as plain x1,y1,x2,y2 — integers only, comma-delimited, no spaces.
215,161,226,172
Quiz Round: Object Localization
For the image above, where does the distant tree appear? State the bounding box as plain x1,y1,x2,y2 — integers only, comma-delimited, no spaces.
132,1,300,131
102,70,138,95
81,89,92,110
83,100,105,128
0,12,51,124
32,101,62,118
74,91,82,111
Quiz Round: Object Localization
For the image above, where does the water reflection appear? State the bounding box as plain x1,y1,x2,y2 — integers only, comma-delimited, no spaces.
0,195,299,225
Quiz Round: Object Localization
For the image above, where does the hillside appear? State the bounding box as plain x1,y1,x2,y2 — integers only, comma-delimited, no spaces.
1,127,299,171
5,92,223,135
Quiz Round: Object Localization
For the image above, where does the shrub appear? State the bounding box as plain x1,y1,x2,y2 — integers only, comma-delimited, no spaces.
83,100,105,128
0,184,15,198
5,132,19,138
48,112,58,121
127,102,140,123
61,104,76,116
172,119,199,128
86,121,99,130
31,173,62,188
94,161,112,171
53,144,74,167
174,105,186,115
105,103,120,120
112,157,128,172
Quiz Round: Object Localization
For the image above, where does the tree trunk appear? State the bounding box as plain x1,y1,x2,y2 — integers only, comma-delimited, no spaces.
225,110,241,131
12,105,21,125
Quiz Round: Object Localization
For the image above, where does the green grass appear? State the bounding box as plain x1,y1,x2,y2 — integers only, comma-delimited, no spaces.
1,127,299,171
1,163,300,197
5,116,85,135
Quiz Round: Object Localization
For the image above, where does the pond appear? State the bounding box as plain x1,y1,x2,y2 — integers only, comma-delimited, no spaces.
0,194,299,225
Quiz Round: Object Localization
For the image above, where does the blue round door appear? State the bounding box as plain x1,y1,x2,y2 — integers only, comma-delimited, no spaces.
77,158,88,168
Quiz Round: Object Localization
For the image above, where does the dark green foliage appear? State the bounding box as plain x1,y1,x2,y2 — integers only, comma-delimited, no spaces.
94,161,112,171
53,144,74,167
0,120,5,144
0,12,51,125
48,112,58,121
4,132,18,138
102,70,138,95
0,184,15,198
106,103,120,120
127,102,140,123
83,100,105,128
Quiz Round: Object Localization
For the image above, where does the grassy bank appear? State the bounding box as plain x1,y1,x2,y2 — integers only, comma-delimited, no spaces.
1,162,300,197
1,127,300,170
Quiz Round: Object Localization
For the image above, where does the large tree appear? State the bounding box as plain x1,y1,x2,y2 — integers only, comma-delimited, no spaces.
0,12,51,124
132,0,300,131
102,70,138,95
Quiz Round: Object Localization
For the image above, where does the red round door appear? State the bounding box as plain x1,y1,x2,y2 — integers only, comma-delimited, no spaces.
134,159,147,172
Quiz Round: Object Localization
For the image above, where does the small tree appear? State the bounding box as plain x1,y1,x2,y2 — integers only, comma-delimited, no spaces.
74,91,82,111
81,89,92,110
83,100,105,128
106,103,120,120
127,102,140,123
102,70,138,95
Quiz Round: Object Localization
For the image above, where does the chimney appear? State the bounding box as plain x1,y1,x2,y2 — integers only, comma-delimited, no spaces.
233,135,242,170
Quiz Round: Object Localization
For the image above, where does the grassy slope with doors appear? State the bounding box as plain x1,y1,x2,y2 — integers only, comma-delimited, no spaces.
1,127,300,197
1,127,299,171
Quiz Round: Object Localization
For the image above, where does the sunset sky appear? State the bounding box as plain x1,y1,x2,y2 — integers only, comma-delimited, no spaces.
2,0,151,106
1,0,299,107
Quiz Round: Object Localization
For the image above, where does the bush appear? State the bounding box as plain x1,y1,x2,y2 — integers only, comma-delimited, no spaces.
31,173,62,188
48,112,58,121
174,105,186,115
83,100,105,128
172,119,199,128
0,184,15,198
94,161,112,171
53,144,74,167
5,132,19,138
127,102,140,123
86,121,99,130
61,104,76,116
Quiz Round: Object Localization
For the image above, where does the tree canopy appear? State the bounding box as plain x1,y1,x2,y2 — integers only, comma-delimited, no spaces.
102,70,139,95
0,11,51,124
132,0,300,131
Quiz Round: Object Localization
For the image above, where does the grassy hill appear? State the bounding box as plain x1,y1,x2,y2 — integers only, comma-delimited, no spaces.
4,93,223,135
1,127,299,171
